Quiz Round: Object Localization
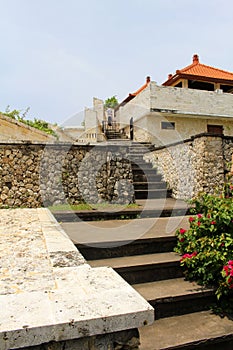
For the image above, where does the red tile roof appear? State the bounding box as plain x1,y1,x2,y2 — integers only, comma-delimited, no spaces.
163,54,233,86
130,76,151,96
115,77,150,110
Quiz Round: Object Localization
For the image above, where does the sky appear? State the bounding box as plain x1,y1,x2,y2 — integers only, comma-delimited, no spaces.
1,0,233,127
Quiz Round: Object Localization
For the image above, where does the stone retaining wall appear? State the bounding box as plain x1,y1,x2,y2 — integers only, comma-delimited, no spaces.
145,134,233,200
0,142,134,208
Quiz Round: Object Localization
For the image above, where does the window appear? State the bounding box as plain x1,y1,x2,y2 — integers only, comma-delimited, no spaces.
207,125,223,135
161,122,175,130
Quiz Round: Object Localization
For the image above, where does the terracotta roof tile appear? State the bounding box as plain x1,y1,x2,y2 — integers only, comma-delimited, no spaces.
116,77,151,110
130,76,151,96
163,54,233,85
179,62,233,80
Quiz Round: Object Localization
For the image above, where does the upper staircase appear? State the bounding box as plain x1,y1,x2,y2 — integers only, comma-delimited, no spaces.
129,142,171,200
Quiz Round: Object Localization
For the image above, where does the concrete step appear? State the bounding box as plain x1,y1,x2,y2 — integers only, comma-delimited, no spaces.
135,189,169,199
129,155,148,162
67,216,189,259
134,182,166,190
76,236,177,260
131,162,153,170
139,310,233,350
130,142,154,152
133,278,215,319
132,168,159,174
89,252,183,284
133,173,162,182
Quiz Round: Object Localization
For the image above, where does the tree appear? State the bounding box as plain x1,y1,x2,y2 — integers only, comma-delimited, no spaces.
104,96,118,109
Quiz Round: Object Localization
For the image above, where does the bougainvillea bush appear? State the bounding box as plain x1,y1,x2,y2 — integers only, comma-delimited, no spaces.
175,183,233,309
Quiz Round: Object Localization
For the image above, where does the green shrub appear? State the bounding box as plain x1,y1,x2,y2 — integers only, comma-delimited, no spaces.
175,183,233,307
1,106,57,138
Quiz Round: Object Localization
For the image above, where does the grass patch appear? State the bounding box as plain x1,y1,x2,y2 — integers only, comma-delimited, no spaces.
48,202,140,212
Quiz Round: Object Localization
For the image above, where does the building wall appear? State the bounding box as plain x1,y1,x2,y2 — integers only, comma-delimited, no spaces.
93,97,105,123
117,87,151,128
136,114,233,147
84,108,98,130
117,82,233,145
62,127,85,140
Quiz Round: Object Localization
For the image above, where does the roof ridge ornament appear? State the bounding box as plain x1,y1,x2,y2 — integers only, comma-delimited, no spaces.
193,54,199,64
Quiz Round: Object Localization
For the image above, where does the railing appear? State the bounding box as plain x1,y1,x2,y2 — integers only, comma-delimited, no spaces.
101,120,119,133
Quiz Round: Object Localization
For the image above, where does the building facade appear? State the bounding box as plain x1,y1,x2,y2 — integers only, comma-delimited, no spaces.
116,55,233,146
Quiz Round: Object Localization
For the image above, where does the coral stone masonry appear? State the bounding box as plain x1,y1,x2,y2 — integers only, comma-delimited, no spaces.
0,208,154,349
0,141,134,208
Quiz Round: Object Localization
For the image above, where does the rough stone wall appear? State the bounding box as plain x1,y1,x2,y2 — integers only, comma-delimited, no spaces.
223,137,233,171
145,134,229,200
0,142,134,208
16,328,140,350
145,141,195,200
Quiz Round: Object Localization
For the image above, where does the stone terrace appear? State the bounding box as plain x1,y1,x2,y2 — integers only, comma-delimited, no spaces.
0,208,153,349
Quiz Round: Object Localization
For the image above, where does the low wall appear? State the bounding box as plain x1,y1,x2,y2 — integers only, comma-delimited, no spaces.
0,208,154,349
0,114,56,142
0,142,134,208
145,134,233,200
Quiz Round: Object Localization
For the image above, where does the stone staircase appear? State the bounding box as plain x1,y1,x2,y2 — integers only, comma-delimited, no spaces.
105,129,128,140
129,142,170,200
66,205,233,350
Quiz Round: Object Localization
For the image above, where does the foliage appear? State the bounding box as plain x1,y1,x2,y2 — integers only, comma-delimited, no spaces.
104,96,118,109
1,106,57,138
175,183,233,309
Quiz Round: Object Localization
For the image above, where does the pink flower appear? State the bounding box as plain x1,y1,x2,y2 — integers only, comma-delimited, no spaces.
197,221,201,227
228,277,233,287
211,221,216,225
223,266,229,276
197,214,203,218
179,228,187,234
207,214,211,218
189,217,195,222
228,260,233,266
181,251,197,261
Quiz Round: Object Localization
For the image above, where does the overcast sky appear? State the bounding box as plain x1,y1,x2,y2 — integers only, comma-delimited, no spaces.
1,0,233,126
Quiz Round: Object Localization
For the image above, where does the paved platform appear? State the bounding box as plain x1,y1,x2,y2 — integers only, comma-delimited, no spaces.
0,208,154,349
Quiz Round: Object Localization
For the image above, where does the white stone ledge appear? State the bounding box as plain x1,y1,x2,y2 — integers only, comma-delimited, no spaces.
0,208,154,349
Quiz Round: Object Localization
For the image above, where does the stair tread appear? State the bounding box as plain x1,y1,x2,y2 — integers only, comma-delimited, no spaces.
133,181,164,184
89,252,180,269
132,278,213,302
63,216,189,246
135,189,167,192
139,310,233,350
